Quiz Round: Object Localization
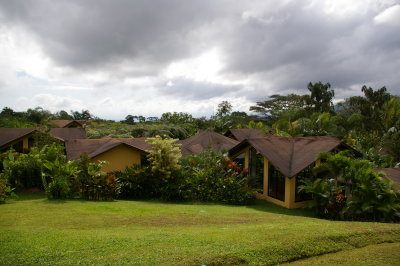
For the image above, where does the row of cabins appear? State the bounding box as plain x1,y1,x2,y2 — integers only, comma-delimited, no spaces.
1,121,399,208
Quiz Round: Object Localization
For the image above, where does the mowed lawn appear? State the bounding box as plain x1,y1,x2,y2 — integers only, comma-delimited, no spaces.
1,193,400,265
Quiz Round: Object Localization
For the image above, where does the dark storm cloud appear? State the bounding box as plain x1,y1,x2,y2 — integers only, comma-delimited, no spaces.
0,0,233,72
0,0,399,105
221,1,400,99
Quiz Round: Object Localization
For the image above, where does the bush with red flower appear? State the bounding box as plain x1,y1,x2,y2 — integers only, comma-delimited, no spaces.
180,149,255,205
299,151,400,222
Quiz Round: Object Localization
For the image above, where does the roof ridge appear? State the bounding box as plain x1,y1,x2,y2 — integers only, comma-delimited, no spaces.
88,138,121,158
288,138,296,177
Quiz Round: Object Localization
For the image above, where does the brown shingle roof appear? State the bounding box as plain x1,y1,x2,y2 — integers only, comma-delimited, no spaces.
179,130,239,156
65,137,151,160
224,128,264,141
49,128,86,141
375,168,400,190
50,120,86,128
230,135,343,178
0,128,36,149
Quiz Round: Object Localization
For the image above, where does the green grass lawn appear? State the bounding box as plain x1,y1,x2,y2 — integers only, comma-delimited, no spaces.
1,192,399,265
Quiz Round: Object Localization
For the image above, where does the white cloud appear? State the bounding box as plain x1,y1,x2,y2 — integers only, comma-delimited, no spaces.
0,0,399,120
374,4,400,25
164,48,224,83
16,93,84,112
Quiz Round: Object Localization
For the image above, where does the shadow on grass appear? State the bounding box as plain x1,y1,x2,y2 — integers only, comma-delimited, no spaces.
118,198,317,218
13,189,46,201
12,191,317,218
246,200,316,218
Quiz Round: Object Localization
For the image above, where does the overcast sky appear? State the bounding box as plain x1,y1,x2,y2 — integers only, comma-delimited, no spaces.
0,0,399,120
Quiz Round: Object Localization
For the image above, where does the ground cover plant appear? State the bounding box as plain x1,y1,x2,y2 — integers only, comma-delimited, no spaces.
0,192,400,265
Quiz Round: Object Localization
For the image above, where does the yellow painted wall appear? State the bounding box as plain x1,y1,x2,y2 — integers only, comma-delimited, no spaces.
22,137,29,152
244,147,249,169
91,145,143,172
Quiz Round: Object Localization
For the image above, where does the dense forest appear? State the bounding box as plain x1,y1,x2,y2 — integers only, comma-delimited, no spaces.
1,82,399,167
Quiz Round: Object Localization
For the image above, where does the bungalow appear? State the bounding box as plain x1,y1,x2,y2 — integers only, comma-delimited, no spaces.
179,130,239,156
65,137,151,172
229,135,353,208
49,128,86,142
50,120,87,128
0,128,36,153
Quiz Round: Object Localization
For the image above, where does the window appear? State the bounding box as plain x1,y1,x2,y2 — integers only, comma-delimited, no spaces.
268,164,285,201
248,148,264,193
12,141,24,153
295,165,314,202
233,153,245,169
140,154,149,166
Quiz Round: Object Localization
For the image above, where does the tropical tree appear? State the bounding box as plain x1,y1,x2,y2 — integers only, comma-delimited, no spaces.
250,94,309,123
26,107,52,124
216,101,232,118
122,115,136,125
71,109,92,120
160,112,194,124
306,82,335,113
54,110,73,120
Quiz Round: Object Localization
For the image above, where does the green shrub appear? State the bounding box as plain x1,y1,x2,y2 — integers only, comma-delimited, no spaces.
42,157,77,200
342,159,400,221
115,165,158,199
2,149,43,189
157,168,192,201
181,150,255,205
299,178,346,219
76,154,119,201
115,149,255,204
300,151,400,222
0,173,15,203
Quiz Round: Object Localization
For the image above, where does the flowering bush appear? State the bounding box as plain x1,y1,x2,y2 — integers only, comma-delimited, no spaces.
114,148,255,204
181,150,255,205
300,151,400,222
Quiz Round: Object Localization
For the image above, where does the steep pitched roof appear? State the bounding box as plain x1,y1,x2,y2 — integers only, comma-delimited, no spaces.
224,128,264,141
50,120,86,128
65,137,151,160
375,168,400,190
230,135,344,178
0,128,36,149
179,130,239,156
49,128,86,141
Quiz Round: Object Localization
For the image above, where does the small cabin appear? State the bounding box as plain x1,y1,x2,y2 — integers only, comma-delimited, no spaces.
229,135,353,208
